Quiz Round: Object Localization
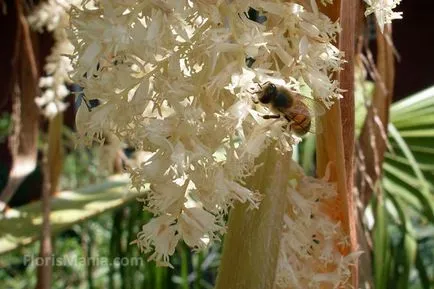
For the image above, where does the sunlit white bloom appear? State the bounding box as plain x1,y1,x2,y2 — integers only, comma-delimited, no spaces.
28,0,80,32
28,0,77,118
144,182,187,215
178,206,225,250
68,0,349,274
275,162,360,289
364,0,403,33
134,215,180,268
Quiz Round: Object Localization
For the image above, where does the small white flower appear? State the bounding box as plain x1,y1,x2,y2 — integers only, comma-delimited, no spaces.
135,215,180,268
39,76,54,87
225,68,256,94
225,179,260,209
275,162,357,289
28,0,76,118
178,206,225,250
45,102,59,118
364,0,403,33
143,182,187,215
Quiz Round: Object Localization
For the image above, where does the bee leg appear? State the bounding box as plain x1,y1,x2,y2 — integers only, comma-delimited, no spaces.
250,81,268,94
260,81,270,87
249,85,262,94
81,95,93,112
262,114,280,119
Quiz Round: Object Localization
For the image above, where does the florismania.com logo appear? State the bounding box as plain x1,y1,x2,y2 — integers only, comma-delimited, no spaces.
23,254,144,267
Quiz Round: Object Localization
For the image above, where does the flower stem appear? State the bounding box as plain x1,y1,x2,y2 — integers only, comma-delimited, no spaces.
215,147,293,289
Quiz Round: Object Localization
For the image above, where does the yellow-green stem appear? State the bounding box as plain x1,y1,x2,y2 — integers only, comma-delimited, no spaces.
215,146,293,289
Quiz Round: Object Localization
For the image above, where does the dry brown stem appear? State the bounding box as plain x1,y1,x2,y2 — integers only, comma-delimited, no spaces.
0,0,40,207
357,25,395,208
318,1,359,288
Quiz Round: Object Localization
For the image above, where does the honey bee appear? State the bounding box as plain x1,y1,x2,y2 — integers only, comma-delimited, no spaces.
253,82,325,136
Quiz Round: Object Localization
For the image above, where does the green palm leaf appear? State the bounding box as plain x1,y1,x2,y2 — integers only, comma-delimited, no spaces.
382,86,434,288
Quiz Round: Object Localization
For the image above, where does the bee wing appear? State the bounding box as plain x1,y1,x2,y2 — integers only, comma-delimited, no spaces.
297,96,326,117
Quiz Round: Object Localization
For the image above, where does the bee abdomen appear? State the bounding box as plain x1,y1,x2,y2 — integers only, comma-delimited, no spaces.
289,113,311,136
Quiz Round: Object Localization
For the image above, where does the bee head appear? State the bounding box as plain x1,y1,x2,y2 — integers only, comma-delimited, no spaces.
258,82,277,104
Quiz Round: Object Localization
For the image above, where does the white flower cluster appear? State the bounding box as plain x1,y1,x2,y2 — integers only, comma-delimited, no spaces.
275,163,360,289
364,0,402,33
28,0,79,118
69,0,343,267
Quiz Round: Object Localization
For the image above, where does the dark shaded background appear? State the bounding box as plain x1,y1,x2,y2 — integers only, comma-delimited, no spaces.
393,1,434,100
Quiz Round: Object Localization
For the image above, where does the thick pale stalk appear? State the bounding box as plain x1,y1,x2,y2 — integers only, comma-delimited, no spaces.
215,147,293,289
